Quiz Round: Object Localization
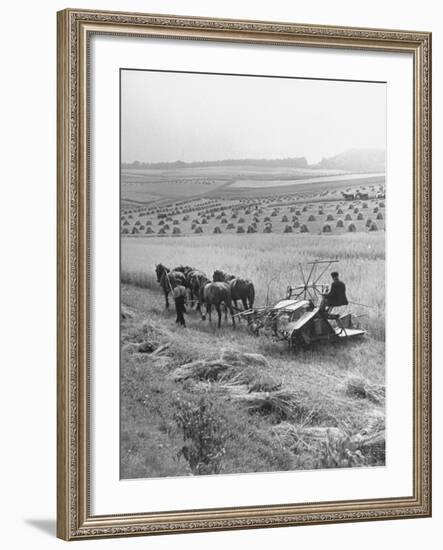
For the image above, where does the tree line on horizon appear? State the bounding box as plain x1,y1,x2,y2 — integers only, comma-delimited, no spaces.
121,148,385,173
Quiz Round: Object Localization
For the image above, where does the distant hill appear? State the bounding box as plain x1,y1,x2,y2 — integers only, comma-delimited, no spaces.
314,149,385,173
122,157,309,170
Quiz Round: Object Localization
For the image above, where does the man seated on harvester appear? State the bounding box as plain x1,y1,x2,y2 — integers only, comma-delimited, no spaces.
320,271,348,312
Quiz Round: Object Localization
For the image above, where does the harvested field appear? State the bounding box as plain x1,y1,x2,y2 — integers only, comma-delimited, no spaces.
121,283,385,478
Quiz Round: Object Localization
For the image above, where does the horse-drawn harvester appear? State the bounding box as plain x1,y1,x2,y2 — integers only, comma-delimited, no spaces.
236,259,366,350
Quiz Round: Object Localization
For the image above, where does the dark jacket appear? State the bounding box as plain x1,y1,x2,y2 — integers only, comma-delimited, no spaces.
326,280,348,307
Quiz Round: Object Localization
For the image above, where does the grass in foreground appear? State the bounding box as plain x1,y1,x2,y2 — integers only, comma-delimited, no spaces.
120,284,385,479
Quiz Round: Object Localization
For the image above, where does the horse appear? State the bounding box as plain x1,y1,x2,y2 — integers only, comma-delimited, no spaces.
212,270,255,311
200,281,236,328
186,270,209,310
172,265,195,296
172,265,194,278
155,263,186,309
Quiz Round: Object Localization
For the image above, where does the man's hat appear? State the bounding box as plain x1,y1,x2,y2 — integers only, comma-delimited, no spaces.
331,271,339,278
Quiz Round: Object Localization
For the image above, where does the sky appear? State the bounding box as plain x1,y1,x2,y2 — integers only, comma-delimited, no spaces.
121,69,386,165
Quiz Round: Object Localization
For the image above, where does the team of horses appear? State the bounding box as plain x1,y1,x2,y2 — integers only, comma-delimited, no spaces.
155,263,255,328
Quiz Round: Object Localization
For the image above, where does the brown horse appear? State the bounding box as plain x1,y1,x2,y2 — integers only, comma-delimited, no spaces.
200,281,236,328
213,269,255,311
172,265,196,297
187,270,209,310
155,263,186,309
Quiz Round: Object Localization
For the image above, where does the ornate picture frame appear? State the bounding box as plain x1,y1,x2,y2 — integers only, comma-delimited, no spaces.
57,8,431,540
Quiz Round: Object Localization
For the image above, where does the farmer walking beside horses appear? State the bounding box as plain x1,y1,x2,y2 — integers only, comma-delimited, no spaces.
173,285,187,327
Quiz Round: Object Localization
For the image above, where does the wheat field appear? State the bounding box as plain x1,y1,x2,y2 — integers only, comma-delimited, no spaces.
121,232,385,340
120,230,386,478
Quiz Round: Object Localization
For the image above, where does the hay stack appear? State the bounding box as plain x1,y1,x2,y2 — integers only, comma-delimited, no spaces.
368,222,378,231
357,213,364,220
281,215,289,222
171,359,233,382
236,225,245,233
221,218,228,224
300,224,309,233
322,224,332,233
263,225,272,233
233,389,309,421
283,225,293,233
326,214,334,221
248,373,282,393
226,223,235,229
365,217,373,227
293,221,300,228
172,227,181,234
171,350,278,392
344,376,385,404
213,226,222,234
194,226,203,234
308,214,316,222
247,225,256,233
273,423,346,450
345,213,352,221
347,223,357,232
376,212,384,220
336,219,344,228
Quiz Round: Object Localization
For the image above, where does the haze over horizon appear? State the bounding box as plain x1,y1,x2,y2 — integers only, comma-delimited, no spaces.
121,70,386,165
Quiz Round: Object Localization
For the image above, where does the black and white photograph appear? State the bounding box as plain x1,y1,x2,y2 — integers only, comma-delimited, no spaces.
119,68,387,479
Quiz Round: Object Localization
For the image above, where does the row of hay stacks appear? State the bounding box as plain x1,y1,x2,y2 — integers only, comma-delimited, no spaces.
121,193,385,237
121,195,385,225
123,221,381,235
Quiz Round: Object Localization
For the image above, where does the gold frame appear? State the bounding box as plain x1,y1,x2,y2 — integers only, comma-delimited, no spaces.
57,8,432,540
